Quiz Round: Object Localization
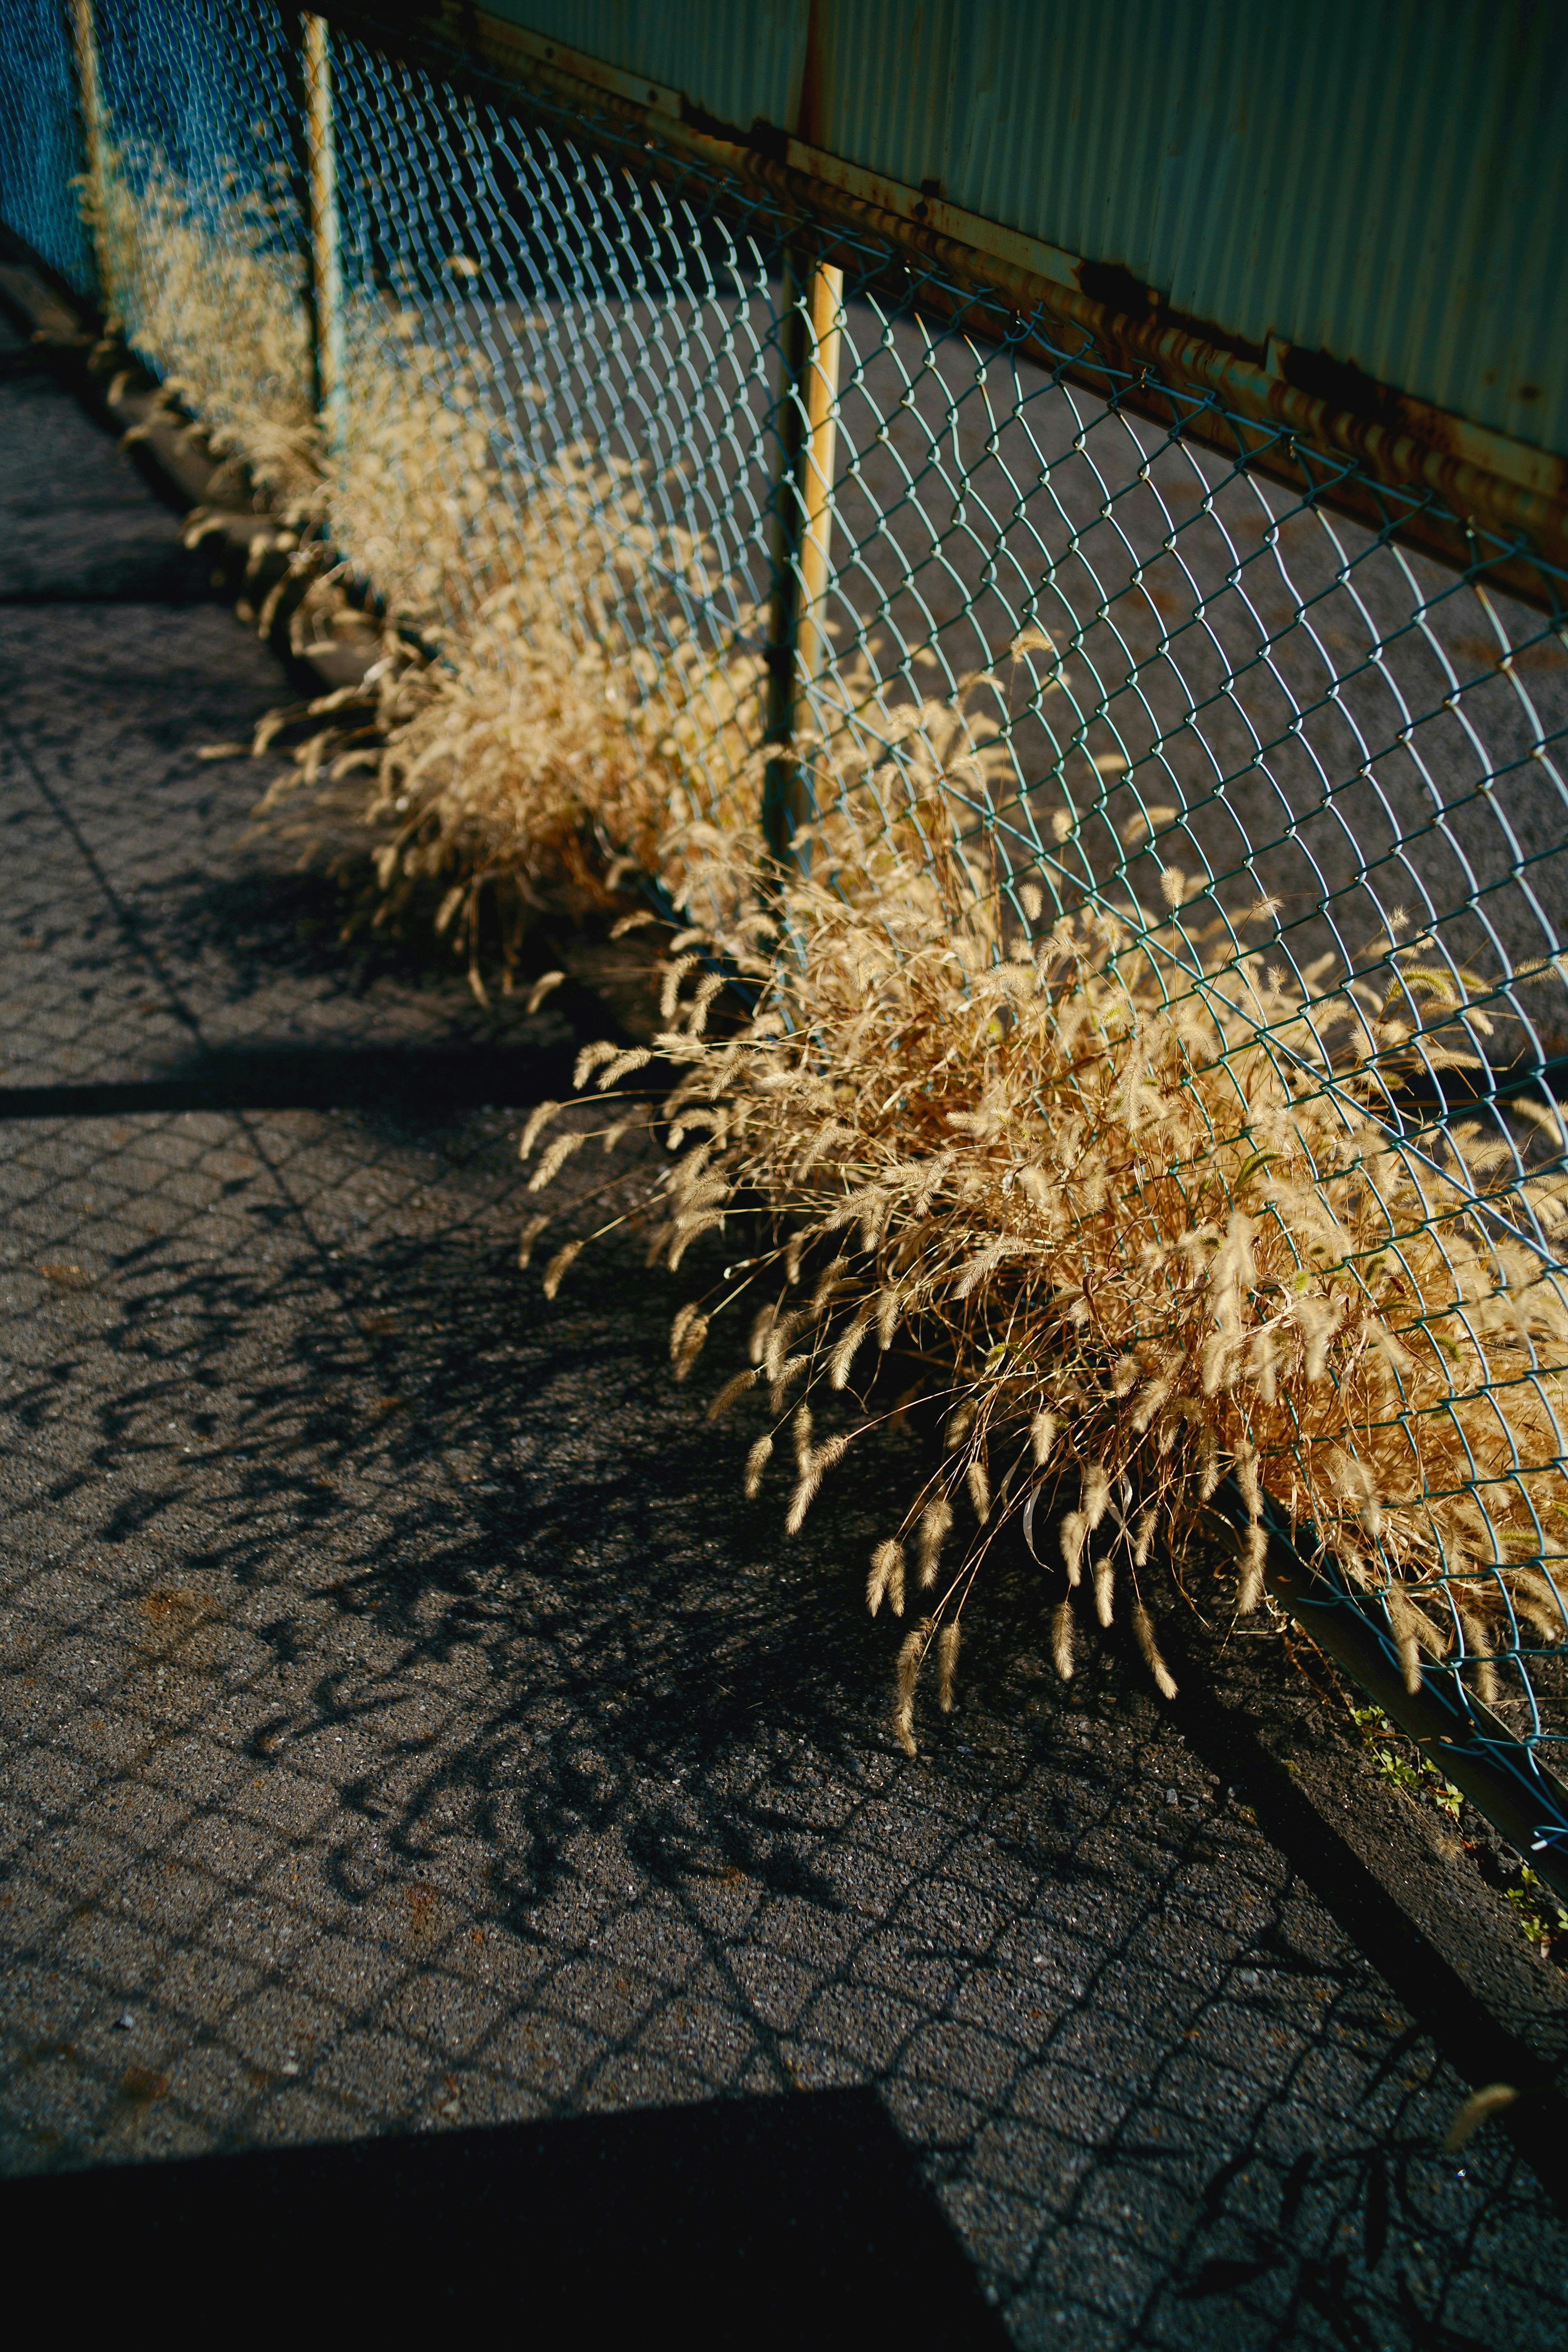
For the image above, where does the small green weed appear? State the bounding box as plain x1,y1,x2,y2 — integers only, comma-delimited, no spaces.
1350,1707,1465,1819
1505,1866,1568,1958
1350,1704,1564,1959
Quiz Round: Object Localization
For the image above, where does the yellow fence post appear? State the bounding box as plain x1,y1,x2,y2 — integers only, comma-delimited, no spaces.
300,12,347,455
795,259,843,695
763,255,844,871
68,0,109,294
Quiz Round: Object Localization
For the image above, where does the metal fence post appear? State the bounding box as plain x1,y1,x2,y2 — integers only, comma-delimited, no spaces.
763,254,843,871
68,0,109,294
299,11,347,454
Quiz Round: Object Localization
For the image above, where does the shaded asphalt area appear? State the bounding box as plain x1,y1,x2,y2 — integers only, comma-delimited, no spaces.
3,305,1568,2347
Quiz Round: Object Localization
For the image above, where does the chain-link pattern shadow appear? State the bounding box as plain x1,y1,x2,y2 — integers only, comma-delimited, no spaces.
2,1100,1565,2346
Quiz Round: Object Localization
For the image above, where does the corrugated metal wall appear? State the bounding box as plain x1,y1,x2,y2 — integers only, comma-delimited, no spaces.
489,0,1568,459
495,0,807,139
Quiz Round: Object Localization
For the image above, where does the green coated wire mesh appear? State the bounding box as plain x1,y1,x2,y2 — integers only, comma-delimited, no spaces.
5,0,1568,1871
0,0,95,291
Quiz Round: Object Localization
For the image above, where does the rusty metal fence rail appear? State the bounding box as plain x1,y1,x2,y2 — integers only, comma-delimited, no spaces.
5,0,1568,1898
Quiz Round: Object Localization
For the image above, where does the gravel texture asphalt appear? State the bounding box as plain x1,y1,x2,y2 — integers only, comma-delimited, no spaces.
3,310,1568,2348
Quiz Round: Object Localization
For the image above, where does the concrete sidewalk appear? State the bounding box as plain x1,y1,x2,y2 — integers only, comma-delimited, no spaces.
2,312,1566,2348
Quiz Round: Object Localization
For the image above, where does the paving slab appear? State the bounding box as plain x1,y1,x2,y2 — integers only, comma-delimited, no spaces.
3,306,1568,2350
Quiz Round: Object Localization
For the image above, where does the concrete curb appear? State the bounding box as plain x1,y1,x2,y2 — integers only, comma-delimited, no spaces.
1163,1599,1568,2210
0,246,309,603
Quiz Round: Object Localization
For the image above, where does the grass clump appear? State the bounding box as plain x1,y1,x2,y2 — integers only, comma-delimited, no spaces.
84,145,318,508
84,153,1568,1755
85,149,762,977
529,693,1568,1747
254,567,762,988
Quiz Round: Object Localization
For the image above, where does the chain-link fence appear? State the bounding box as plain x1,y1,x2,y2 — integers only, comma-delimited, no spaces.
0,0,95,289
5,0,1568,1894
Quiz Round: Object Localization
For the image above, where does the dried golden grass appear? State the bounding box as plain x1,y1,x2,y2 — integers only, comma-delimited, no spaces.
528,686,1568,1746
87,143,503,606
276,402,763,974
253,573,763,989
85,147,319,507
90,155,764,971
92,160,1568,1749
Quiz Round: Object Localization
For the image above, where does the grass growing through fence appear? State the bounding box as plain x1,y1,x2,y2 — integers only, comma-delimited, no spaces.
84,147,318,506
526,706,1568,1748
253,578,763,989
87,148,763,984
90,156,1568,1749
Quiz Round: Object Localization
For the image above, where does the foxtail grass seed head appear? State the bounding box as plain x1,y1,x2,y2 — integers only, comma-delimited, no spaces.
1459,1607,1501,1707
1052,1598,1075,1680
1387,1587,1424,1695
542,1240,584,1300
574,1040,619,1090
1133,1603,1178,1699
1236,1522,1267,1614
937,1622,961,1711
661,955,698,1021
967,1457,991,1525
744,1433,774,1499
868,1539,906,1619
528,1129,585,1193
945,1398,977,1448
787,1433,849,1533
793,1402,814,1472
517,1212,550,1270
763,1310,796,1384
830,1313,874,1389
748,1304,777,1366
670,1306,710,1382
1094,1554,1116,1628
519,1101,561,1161
708,1367,759,1420
1443,2082,1519,2155
893,1621,929,1755
917,1495,954,1588
685,973,724,1037
598,1047,652,1090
